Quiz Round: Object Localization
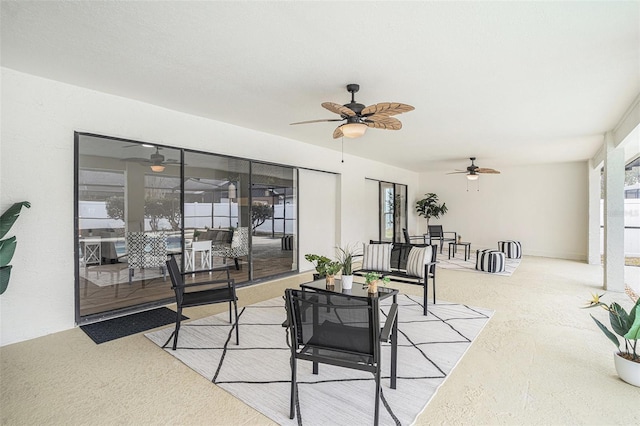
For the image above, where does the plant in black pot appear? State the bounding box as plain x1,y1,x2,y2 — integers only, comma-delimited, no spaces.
304,254,331,281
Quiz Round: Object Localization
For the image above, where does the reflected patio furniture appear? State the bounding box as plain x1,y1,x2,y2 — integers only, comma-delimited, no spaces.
212,227,249,270
126,232,168,284
428,225,457,254
284,288,398,426
185,240,212,272
166,255,239,350
81,237,102,266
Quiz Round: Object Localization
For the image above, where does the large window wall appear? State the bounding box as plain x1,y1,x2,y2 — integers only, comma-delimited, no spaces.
75,133,297,323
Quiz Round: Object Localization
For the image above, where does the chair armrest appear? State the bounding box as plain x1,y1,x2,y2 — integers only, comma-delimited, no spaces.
174,278,235,290
380,303,398,343
180,266,231,276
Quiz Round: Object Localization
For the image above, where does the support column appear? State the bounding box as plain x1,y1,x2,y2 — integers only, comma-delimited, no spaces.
587,160,602,265
603,132,625,292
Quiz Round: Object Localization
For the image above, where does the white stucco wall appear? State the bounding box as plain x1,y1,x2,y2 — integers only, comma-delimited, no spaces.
0,68,419,346
417,162,588,260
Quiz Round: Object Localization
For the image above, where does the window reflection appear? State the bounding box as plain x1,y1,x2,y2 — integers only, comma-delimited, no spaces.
76,134,297,323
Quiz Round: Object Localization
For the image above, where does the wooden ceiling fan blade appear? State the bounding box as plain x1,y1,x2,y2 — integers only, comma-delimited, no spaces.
322,102,356,117
476,168,501,174
362,102,415,117
446,171,468,174
332,126,344,139
290,118,344,125
364,115,402,130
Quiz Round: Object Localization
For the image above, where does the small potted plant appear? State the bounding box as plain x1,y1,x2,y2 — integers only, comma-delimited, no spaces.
364,272,390,294
584,293,640,387
336,244,358,290
304,254,331,280
322,261,343,287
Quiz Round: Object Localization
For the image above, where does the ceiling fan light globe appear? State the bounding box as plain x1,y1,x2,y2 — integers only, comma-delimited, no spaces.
467,173,479,181
340,122,367,138
150,164,165,172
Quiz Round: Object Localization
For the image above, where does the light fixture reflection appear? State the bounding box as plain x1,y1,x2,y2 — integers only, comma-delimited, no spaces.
150,164,165,172
466,173,479,181
228,183,237,199
340,122,367,138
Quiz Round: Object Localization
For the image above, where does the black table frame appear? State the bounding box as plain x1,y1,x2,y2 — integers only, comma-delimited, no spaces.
300,278,399,389
448,241,471,261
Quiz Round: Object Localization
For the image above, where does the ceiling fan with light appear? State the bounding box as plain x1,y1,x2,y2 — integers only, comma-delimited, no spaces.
290,84,414,139
448,157,501,180
122,147,179,172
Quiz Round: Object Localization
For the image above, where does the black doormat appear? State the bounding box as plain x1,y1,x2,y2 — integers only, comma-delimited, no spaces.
80,307,187,344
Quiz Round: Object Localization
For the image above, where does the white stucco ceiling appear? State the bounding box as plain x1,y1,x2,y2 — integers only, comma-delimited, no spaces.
2,1,639,172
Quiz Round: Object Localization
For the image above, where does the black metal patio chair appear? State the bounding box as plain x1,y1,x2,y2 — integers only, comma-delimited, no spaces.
284,288,398,425
166,255,239,350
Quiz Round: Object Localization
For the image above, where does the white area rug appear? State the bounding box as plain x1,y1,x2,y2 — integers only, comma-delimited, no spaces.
145,295,493,425
435,248,521,276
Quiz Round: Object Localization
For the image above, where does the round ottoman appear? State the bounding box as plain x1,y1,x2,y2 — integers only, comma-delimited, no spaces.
475,249,506,273
498,240,522,259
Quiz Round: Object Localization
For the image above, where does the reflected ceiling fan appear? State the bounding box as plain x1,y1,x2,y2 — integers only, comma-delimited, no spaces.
290,83,414,139
448,157,501,180
122,147,179,172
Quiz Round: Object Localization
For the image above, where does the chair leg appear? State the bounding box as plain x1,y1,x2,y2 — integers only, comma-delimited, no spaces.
290,356,297,420
374,369,381,426
172,307,182,350
423,279,428,316
232,299,239,345
432,274,436,304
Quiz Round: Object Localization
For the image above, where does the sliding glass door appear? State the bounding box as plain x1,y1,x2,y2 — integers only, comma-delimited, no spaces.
75,133,298,324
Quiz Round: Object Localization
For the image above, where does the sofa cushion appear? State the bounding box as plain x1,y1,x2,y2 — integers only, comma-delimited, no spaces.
406,246,432,278
362,243,392,272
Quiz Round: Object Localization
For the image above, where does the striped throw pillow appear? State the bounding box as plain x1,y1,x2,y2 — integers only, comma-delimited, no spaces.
406,246,432,278
362,243,392,272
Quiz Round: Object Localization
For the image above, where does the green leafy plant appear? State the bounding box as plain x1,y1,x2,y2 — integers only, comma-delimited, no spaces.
322,261,343,277
0,201,31,295
584,293,640,363
336,244,359,276
304,254,331,277
415,193,448,228
364,272,390,286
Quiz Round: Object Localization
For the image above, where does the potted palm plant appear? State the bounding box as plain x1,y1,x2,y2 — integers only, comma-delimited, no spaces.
0,201,31,295
336,244,358,290
415,193,448,230
584,293,640,387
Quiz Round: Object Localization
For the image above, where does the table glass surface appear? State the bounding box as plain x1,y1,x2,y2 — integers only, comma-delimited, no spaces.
301,278,398,300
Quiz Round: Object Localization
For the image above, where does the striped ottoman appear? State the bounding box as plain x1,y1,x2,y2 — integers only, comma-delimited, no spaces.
498,240,522,259
475,249,506,273
281,235,294,251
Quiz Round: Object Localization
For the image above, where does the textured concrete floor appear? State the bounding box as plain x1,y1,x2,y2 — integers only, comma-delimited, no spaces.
2,257,639,425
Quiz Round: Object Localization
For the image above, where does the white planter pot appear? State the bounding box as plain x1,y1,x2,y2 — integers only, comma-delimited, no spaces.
613,352,640,387
341,275,354,290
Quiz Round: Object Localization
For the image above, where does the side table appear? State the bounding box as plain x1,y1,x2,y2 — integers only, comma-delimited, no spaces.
448,241,471,261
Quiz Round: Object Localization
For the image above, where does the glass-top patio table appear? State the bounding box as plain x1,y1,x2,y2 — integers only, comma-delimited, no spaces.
300,278,399,389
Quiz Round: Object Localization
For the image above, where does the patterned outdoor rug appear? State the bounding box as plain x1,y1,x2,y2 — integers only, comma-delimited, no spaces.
436,248,521,276
145,294,493,425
